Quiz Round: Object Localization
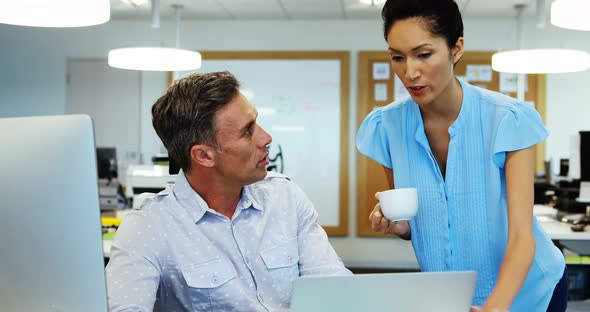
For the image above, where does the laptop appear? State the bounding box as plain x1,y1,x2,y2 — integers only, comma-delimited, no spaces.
290,271,477,312
0,115,108,311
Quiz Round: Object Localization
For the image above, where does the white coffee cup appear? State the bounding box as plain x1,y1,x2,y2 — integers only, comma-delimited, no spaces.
377,188,418,222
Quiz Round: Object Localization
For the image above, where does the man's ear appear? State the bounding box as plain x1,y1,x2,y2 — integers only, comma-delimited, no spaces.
190,144,215,168
452,37,465,65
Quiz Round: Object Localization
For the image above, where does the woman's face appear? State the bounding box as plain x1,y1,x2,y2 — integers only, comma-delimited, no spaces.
386,18,463,107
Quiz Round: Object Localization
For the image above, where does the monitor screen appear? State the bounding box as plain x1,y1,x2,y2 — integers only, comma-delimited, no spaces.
580,131,590,182
97,147,117,179
0,115,108,312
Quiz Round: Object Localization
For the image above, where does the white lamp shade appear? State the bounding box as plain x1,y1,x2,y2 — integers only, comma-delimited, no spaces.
0,0,110,27
108,47,202,71
551,0,590,31
359,0,386,5
492,49,590,74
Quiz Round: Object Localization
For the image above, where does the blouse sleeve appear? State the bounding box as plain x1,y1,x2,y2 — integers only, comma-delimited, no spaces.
356,107,392,168
492,101,549,168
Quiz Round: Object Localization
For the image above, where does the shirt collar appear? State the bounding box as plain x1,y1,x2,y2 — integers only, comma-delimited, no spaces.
414,77,473,145
172,170,208,223
447,77,473,135
172,170,264,223
241,185,264,212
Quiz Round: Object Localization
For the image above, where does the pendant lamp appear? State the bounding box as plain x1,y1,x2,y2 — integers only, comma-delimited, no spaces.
492,49,590,74
491,3,590,74
108,1,201,71
359,0,386,5
551,0,590,31
0,0,110,27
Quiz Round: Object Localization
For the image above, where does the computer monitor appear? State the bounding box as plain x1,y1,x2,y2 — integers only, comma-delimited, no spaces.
559,158,569,177
0,115,108,311
96,147,118,180
580,131,590,182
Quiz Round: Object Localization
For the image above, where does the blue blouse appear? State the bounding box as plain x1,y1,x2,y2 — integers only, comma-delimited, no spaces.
356,79,565,310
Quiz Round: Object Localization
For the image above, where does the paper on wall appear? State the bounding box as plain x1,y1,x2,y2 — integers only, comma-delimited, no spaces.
374,83,388,102
466,65,492,82
499,72,528,93
372,62,390,80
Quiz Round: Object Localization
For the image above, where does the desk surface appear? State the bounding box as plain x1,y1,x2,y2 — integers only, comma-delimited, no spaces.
102,206,590,258
535,205,590,255
537,215,590,240
534,205,590,240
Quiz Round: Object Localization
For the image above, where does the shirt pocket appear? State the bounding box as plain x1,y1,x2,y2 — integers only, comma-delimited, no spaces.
259,238,300,304
182,258,238,288
180,258,238,311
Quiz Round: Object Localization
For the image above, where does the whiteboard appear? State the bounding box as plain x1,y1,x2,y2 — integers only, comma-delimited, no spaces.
176,52,349,235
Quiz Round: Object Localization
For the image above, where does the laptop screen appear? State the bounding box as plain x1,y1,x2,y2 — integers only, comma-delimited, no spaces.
290,271,476,312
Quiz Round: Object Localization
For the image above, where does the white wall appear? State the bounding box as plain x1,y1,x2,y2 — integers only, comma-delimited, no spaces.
2,16,590,268
465,19,590,175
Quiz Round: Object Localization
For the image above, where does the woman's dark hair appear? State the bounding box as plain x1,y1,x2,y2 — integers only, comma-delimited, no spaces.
381,0,463,49
152,71,239,173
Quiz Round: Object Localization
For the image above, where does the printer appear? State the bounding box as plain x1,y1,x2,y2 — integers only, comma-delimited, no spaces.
125,164,176,204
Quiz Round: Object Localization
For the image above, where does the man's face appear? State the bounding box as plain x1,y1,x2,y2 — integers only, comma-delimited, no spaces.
212,92,272,186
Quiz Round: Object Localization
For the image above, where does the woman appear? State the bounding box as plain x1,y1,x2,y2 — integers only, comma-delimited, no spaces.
356,0,568,311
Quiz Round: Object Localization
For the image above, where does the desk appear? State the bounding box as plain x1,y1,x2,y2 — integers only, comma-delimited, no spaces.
537,215,590,240
102,206,590,259
535,205,590,255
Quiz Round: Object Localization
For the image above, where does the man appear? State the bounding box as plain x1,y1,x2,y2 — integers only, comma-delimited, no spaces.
106,71,351,312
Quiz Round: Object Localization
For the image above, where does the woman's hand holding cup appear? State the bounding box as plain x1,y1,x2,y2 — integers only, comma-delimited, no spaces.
370,188,418,238
369,201,410,237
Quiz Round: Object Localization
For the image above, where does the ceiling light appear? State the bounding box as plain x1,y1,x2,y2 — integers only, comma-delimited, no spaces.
108,48,202,71
0,0,110,27
492,49,590,73
492,4,590,74
551,0,590,31
108,2,201,71
359,0,386,5
120,0,149,6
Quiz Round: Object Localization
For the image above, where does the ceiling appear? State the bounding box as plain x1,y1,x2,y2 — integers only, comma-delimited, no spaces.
110,0,551,21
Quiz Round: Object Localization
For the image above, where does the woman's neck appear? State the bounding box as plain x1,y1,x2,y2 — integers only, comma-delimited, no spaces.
421,77,463,123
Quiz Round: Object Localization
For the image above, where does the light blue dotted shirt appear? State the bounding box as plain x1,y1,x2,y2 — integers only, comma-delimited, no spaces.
105,171,351,312
356,79,565,311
